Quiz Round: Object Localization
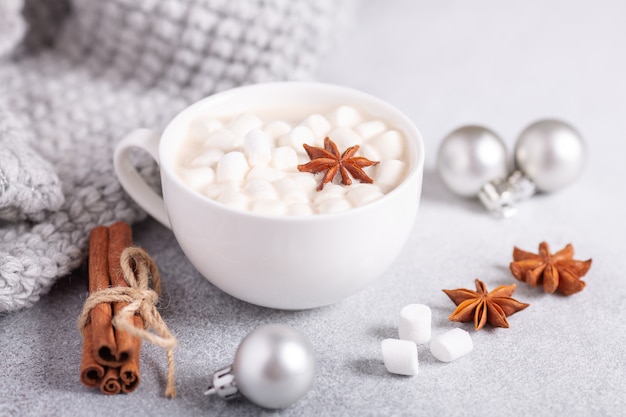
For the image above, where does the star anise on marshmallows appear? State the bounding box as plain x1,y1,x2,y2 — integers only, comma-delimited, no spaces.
297,137,379,191
509,242,592,296
443,279,529,330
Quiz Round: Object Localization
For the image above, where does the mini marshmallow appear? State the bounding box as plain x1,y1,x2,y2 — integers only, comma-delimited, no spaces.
251,199,288,216
204,118,225,134
312,183,346,205
278,125,314,153
244,178,277,200
372,130,405,160
270,146,299,170
288,202,314,216
216,151,249,182
244,129,272,166
204,181,239,200
346,184,384,207
247,166,287,182
263,120,292,139
355,120,387,140
205,129,240,151
178,166,215,190
399,304,432,345
187,121,207,143
327,127,363,150
316,198,352,214
327,105,362,127
273,177,309,204
188,118,224,143
218,188,249,211
299,114,331,138
430,328,473,362
226,112,263,137
178,107,413,216
381,339,419,376
358,144,381,162
373,159,407,191
188,148,224,168
293,172,319,192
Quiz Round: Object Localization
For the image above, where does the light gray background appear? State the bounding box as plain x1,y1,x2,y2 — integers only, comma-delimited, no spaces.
2,1,625,416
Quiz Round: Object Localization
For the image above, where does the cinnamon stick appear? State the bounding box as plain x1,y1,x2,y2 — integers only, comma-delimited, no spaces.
120,315,143,393
88,226,118,366
100,367,122,395
79,222,148,395
108,221,140,363
79,322,105,388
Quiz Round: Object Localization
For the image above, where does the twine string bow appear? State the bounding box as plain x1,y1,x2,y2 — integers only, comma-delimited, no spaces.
77,246,177,398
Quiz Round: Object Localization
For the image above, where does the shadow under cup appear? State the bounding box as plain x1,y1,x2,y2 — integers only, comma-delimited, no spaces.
140,82,423,309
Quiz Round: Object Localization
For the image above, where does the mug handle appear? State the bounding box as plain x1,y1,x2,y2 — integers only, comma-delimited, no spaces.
113,128,171,229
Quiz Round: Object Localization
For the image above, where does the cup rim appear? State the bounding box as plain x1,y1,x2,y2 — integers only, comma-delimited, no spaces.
159,81,425,222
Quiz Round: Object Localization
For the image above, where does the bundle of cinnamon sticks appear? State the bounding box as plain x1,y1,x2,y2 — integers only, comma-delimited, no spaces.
80,221,143,395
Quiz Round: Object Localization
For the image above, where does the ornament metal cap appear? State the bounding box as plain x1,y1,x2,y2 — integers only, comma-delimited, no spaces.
204,323,316,409
478,170,537,218
204,365,239,400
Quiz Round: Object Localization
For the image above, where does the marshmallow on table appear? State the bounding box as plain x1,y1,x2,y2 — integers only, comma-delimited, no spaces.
399,304,432,345
381,339,419,376
430,328,473,362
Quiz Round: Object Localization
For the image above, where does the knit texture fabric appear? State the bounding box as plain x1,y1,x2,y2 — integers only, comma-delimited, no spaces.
0,0,352,312
0,101,64,222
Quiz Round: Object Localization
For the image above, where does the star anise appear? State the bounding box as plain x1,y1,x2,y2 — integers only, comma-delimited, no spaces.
509,242,592,296
297,137,379,191
443,279,529,330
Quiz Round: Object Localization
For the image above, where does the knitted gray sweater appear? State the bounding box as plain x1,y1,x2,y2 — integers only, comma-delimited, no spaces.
0,0,351,311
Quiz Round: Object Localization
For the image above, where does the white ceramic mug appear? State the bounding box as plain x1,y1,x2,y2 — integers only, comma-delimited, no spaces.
114,82,424,309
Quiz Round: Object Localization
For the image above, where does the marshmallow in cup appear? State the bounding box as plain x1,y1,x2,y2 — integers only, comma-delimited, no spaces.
176,104,410,215
114,82,424,309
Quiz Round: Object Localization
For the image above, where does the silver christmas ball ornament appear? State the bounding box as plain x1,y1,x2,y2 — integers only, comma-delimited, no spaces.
514,119,586,192
437,125,509,197
205,324,316,409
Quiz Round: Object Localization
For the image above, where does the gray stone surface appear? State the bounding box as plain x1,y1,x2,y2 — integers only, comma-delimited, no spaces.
2,1,626,416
